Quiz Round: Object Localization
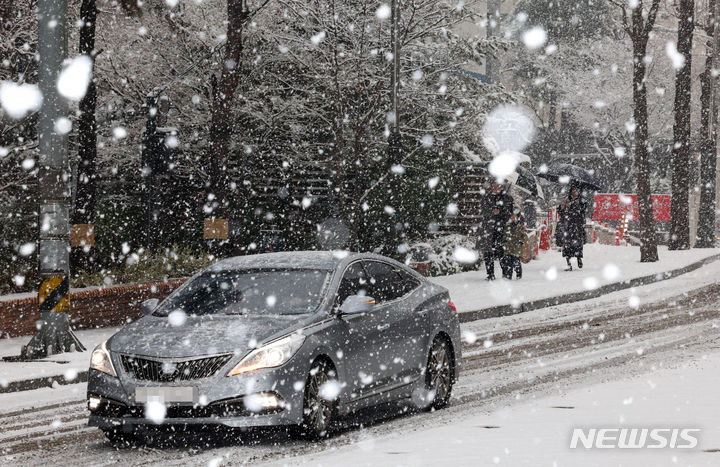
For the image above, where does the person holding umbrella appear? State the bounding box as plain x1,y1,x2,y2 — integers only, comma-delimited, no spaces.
557,183,588,270
538,163,602,271
477,181,514,280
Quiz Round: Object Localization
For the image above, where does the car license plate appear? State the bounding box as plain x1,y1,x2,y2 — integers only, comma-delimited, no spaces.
135,386,197,403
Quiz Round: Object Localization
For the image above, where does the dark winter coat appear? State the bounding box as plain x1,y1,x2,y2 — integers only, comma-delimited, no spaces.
558,196,587,258
476,192,514,254
504,221,527,257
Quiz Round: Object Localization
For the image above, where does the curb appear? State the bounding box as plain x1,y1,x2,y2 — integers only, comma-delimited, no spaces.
2,253,719,394
0,370,88,394
457,253,720,323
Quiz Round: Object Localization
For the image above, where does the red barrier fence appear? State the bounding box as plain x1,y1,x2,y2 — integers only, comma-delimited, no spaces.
593,193,671,222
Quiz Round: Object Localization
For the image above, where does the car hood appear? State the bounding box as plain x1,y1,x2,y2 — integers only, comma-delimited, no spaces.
107,313,313,359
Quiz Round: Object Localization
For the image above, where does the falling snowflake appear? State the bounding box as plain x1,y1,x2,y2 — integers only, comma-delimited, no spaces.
311,31,326,45
602,263,621,281
145,401,166,424
57,55,93,101
113,127,128,139
319,380,341,400
421,134,434,148
522,27,547,50
545,267,558,281
452,246,478,264
19,243,35,256
0,82,42,119
376,4,391,19
54,117,72,135
665,41,685,70
168,310,187,327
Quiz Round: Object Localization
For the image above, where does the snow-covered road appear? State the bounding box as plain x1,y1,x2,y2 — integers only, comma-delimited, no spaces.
2,261,720,466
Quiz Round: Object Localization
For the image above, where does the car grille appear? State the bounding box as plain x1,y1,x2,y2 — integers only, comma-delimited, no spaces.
119,353,233,382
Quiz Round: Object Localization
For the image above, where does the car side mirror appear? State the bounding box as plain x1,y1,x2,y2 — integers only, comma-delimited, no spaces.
339,295,375,316
141,298,160,316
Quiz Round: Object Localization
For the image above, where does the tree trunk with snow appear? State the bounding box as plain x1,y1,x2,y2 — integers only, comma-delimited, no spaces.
627,1,660,262
669,0,694,250
697,2,719,248
207,0,248,221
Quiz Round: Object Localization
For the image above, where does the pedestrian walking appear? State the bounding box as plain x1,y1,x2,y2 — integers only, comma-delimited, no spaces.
557,184,588,271
501,210,526,280
476,182,514,280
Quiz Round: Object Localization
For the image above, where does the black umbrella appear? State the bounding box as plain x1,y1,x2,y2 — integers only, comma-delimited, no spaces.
537,163,604,191
508,165,544,199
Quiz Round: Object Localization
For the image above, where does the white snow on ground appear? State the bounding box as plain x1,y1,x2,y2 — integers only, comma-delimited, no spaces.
0,327,117,385
431,244,720,313
0,383,86,415
275,352,720,467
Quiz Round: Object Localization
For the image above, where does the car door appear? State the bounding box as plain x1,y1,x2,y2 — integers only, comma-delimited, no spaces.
332,261,387,399
361,260,411,388
391,267,427,379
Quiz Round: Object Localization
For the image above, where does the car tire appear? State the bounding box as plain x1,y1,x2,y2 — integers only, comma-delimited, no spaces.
424,337,454,410
298,359,337,439
102,428,139,447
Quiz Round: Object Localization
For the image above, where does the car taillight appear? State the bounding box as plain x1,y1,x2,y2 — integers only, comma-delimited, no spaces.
447,300,457,314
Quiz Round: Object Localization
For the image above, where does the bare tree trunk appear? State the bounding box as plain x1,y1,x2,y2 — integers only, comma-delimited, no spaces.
669,0,694,249
71,0,97,271
207,0,247,221
631,4,659,262
697,1,719,248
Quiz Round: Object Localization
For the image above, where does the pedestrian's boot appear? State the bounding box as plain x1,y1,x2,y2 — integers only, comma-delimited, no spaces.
564,258,572,271
577,257,583,269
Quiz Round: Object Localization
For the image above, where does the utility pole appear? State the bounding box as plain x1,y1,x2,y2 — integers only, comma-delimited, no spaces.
697,0,720,248
387,0,404,258
485,0,502,84
22,0,84,359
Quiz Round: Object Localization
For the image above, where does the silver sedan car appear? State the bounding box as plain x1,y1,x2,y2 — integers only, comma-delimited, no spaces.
87,251,461,443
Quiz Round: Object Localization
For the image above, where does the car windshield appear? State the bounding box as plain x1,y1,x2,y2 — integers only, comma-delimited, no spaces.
154,268,331,316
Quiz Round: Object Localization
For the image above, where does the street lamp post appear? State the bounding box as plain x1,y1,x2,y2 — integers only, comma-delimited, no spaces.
387,0,404,258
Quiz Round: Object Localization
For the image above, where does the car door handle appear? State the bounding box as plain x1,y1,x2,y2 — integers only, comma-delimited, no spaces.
377,323,390,331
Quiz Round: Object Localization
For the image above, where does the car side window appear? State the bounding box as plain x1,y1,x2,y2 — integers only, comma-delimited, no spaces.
363,260,404,303
394,268,421,297
335,262,368,307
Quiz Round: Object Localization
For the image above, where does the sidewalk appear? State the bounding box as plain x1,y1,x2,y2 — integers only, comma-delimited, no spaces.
433,244,720,321
1,244,718,393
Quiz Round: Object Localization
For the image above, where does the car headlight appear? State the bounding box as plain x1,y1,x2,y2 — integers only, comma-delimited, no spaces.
227,333,305,376
90,340,117,377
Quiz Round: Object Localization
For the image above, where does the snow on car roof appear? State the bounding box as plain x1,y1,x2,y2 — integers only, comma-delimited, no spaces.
209,251,361,271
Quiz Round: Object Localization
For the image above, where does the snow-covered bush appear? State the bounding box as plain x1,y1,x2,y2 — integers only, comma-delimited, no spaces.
73,245,213,288
426,234,480,276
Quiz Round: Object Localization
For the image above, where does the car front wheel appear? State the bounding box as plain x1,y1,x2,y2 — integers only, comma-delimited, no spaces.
299,359,337,439
102,428,139,448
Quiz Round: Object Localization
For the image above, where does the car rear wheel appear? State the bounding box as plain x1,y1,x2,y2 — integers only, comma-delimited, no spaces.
424,337,453,410
299,359,337,439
